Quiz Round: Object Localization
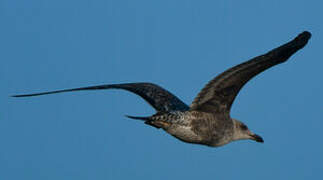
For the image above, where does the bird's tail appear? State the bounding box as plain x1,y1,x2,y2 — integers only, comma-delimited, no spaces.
125,115,161,129
125,115,151,121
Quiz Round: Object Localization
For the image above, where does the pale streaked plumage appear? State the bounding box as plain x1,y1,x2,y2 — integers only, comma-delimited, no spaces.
13,31,311,147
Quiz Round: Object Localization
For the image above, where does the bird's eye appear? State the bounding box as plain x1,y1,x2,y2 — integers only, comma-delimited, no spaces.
240,124,248,130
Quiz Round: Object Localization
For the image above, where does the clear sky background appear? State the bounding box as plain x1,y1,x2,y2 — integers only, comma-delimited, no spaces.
1,0,322,179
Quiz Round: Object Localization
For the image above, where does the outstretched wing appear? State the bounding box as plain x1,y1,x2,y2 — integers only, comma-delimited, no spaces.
13,82,189,112
190,31,311,113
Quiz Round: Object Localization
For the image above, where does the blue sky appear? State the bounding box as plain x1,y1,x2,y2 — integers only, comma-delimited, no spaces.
1,0,322,179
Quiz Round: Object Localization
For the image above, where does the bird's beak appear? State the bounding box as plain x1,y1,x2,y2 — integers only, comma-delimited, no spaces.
250,133,264,143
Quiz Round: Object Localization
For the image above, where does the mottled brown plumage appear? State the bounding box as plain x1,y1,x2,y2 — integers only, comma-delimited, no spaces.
13,31,311,147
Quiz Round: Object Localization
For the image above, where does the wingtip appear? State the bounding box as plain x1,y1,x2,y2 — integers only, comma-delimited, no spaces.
11,94,35,97
283,31,311,52
11,95,22,97
300,31,311,38
295,31,311,43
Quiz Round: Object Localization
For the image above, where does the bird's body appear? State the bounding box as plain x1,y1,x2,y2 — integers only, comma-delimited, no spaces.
13,31,311,147
143,111,234,147
135,111,228,146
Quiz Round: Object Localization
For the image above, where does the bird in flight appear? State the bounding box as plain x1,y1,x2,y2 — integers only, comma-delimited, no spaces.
13,31,311,147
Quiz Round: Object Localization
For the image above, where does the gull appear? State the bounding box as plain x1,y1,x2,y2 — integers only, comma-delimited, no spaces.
13,31,311,147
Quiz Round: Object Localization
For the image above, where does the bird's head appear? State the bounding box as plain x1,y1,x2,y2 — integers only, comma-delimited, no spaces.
232,119,264,143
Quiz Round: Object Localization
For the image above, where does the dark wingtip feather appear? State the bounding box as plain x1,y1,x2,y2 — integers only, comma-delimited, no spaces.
11,91,63,97
299,31,311,39
11,94,39,97
294,31,311,47
267,31,311,63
